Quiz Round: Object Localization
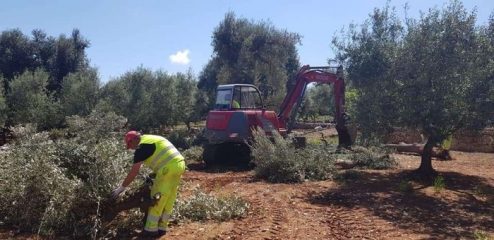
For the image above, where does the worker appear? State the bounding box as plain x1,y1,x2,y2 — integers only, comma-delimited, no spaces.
232,99,240,109
439,134,453,160
112,131,186,238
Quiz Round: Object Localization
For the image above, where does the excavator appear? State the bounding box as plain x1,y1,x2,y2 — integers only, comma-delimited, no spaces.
202,65,353,165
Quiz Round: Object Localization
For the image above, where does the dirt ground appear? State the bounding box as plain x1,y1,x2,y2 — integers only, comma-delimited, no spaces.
162,151,494,240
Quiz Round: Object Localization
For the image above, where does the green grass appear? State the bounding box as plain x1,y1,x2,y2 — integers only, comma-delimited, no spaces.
473,230,493,240
433,176,446,192
398,180,414,194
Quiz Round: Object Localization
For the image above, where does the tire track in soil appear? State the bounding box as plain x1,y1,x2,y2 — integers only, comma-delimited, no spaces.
322,205,403,239
212,186,289,240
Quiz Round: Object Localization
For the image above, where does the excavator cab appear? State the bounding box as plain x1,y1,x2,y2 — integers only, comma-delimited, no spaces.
204,84,279,166
214,84,264,110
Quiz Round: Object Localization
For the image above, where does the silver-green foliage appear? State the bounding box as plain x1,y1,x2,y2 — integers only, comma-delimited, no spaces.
251,129,336,183
0,125,81,234
299,145,337,181
0,112,132,237
7,70,63,129
0,80,7,128
99,68,198,130
199,12,301,109
60,68,100,117
251,129,304,183
333,1,494,174
183,146,204,163
349,146,397,169
173,188,249,222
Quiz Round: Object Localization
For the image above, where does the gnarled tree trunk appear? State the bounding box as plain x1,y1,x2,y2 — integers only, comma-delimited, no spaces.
417,138,437,176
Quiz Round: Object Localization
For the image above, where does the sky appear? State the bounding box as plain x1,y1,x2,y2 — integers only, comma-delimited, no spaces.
1,0,493,83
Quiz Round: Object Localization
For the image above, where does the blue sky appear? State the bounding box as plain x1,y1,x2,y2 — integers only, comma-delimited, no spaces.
1,0,493,83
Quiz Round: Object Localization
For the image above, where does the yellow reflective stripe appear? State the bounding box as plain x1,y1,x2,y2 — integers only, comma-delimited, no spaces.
154,152,181,171
144,226,158,232
146,213,160,223
149,144,175,168
144,213,160,232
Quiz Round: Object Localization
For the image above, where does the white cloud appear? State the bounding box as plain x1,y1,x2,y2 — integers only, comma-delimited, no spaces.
169,49,191,65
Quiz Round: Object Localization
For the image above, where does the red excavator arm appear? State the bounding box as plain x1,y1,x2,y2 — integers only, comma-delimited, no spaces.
278,65,352,148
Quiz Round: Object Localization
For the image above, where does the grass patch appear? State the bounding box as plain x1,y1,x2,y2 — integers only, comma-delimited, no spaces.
474,185,494,197
433,175,446,192
473,230,493,240
398,180,414,194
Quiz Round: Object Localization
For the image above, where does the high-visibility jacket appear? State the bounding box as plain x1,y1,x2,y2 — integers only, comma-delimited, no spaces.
441,135,453,151
139,135,184,173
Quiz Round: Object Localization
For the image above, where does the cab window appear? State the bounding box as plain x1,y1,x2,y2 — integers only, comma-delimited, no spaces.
215,89,232,110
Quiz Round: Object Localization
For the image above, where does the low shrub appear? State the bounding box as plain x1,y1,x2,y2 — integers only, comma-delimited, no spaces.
183,146,203,163
299,146,337,181
251,129,336,183
166,128,202,150
0,112,134,238
349,146,397,169
251,129,304,183
173,188,249,221
0,127,81,234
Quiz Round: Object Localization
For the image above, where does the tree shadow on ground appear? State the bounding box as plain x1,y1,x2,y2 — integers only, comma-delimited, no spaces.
308,170,494,239
186,162,255,173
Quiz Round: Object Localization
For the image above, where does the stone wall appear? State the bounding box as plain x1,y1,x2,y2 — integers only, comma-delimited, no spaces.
386,128,494,153
451,128,494,153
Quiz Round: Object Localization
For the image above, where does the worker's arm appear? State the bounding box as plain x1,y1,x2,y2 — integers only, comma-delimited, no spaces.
112,162,142,198
121,162,142,187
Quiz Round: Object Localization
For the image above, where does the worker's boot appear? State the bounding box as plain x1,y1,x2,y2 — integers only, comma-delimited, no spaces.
140,230,160,239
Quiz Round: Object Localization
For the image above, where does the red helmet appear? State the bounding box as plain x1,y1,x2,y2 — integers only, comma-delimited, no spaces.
124,131,139,149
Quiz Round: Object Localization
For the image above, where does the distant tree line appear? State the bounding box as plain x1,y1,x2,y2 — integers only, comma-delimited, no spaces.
0,29,92,129
0,29,201,131
0,13,304,132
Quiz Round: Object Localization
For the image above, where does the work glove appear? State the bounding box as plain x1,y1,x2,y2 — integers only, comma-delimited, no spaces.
112,186,126,199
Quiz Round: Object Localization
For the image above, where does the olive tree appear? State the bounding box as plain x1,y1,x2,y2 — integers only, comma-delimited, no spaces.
0,77,7,128
198,12,301,109
333,4,404,142
333,2,494,176
60,68,100,116
174,71,197,129
7,70,63,129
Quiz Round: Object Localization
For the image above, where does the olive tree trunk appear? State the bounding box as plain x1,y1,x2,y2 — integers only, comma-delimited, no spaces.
417,137,437,176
